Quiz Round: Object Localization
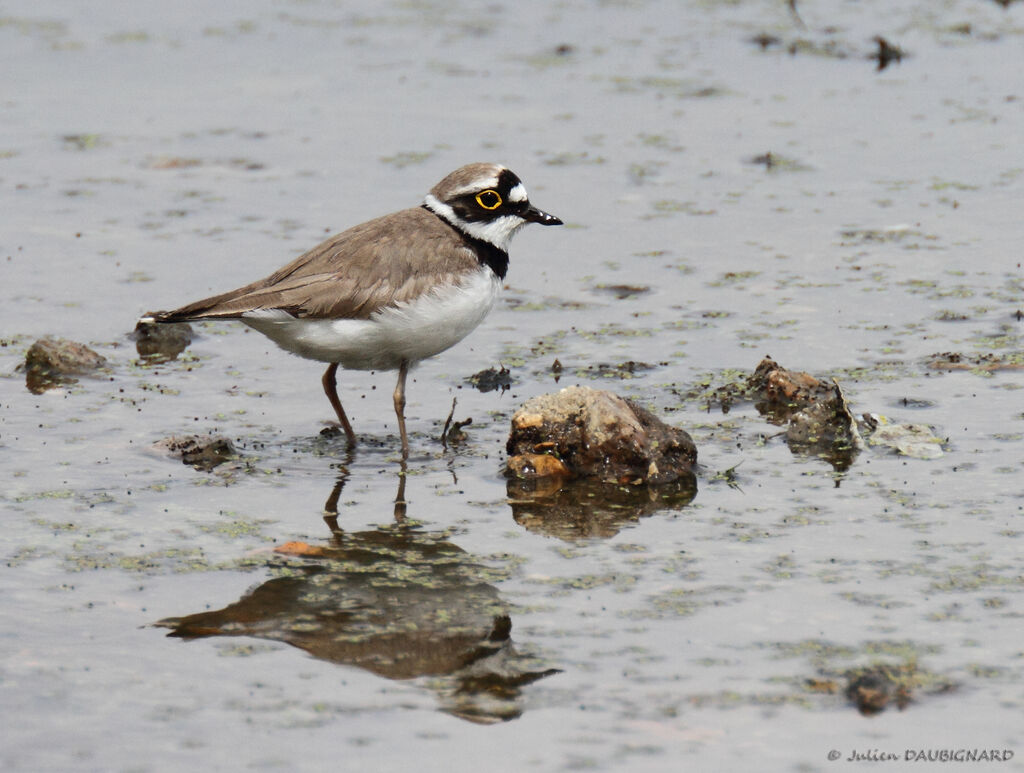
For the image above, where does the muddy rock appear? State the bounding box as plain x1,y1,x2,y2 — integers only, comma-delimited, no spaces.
154,434,236,471
845,673,903,715
844,664,916,716
784,381,861,447
24,337,107,393
133,319,192,362
507,453,572,480
749,357,863,469
506,386,697,485
748,356,834,417
802,661,954,716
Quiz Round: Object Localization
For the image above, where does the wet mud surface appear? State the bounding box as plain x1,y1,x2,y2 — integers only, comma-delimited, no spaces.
3,1,1023,771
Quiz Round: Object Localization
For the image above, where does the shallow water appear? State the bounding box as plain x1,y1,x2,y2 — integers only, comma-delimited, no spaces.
2,0,1023,770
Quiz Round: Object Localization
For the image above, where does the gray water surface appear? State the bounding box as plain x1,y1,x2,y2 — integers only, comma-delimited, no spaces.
2,1,1023,771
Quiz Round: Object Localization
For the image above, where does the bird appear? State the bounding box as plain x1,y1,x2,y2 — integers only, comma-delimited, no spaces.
141,162,562,458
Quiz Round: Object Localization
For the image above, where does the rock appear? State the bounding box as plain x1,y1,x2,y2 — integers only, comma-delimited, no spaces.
24,337,107,393
748,356,833,418
506,386,697,485
784,380,862,447
846,671,894,715
844,664,913,716
749,357,863,469
506,453,572,480
133,319,192,362
154,434,236,471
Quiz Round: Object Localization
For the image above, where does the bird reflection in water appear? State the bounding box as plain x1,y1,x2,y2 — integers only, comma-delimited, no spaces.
156,461,558,723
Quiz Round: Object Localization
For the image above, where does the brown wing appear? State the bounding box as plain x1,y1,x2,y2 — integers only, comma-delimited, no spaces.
147,207,479,322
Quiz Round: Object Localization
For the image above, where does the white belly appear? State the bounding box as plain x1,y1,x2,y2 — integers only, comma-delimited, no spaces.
241,268,501,371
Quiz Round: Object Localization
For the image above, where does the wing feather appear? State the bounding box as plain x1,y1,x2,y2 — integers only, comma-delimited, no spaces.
148,208,480,322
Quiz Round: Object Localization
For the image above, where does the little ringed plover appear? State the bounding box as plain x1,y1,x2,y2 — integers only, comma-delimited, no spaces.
141,162,562,457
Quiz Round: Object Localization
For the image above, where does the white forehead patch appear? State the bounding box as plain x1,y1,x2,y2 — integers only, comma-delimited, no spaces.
508,183,528,203
449,177,499,198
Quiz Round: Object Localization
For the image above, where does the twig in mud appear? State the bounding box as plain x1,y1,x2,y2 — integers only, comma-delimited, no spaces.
441,398,457,447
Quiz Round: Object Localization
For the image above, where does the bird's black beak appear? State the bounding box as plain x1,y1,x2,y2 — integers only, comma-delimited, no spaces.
523,204,563,226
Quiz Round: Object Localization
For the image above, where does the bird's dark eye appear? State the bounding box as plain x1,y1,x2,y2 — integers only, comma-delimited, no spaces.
475,189,502,210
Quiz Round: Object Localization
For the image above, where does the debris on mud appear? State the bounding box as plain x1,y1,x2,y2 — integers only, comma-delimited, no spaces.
506,385,697,486
837,224,922,245
802,661,955,716
870,36,905,71
590,283,651,300
467,366,512,393
785,37,852,60
927,351,1024,373
23,337,107,394
861,415,944,459
749,33,783,50
749,23,904,70
576,360,662,380
747,152,812,173
154,434,237,471
676,357,864,469
682,357,955,467
133,319,192,362
441,398,473,447
550,358,564,383
846,665,911,715
843,661,952,716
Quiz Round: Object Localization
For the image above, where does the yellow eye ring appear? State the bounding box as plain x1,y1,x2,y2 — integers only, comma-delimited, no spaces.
475,190,502,210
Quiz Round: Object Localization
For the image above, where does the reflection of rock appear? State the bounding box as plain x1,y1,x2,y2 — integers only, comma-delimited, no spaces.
507,386,697,485
133,319,192,362
24,337,106,394
507,475,697,540
154,434,236,471
748,357,862,470
156,526,557,723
